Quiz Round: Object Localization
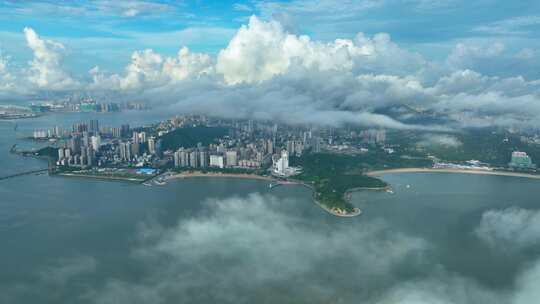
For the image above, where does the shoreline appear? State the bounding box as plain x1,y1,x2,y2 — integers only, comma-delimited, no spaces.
366,168,540,179
166,171,276,182
167,172,363,218
301,182,363,218
57,172,145,183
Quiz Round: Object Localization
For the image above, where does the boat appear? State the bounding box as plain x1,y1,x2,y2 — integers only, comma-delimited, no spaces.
154,179,167,186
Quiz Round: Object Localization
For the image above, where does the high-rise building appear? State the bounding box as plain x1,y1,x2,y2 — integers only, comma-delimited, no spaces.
174,151,181,167
91,135,101,151
70,135,82,154
85,146,94,166
112,127,121,138
119,142,132,162
273,150,295,176
209,155,224,168
148,137,156,154
266,139,274,154
58,148,65,160
139,132,147,143
189,150,199,168
226,150,238,167
82,131,90,147
131,142,140,157
180,149,189,167
132,132,140,144
90,119,99,134
199,150,208,168
120,124,130,138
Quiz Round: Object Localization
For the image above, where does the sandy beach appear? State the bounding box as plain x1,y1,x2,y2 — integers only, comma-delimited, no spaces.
366,168,540,179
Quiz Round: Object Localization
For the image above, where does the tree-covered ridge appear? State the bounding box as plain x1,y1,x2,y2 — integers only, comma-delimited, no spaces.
291,153,388,212
159,126,228,151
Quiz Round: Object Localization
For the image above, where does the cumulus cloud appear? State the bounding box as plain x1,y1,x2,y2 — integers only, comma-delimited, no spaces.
90,47,213,91
1,18,540,130
475,207,540,250
24,27,78,90
85,17,540,130
216,16,425,85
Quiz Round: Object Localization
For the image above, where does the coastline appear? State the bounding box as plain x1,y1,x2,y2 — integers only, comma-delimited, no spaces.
300,182,363,218
366,168,540,179
166,171,276,182
57,172,145,183
166,172,363,218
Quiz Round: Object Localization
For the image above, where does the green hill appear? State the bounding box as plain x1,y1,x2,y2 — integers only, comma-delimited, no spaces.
159,126,228,150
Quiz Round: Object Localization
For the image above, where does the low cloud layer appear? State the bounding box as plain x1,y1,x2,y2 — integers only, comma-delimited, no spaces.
1,16,540,129
417,134,463,148
4,193,540,303
475,207,540,250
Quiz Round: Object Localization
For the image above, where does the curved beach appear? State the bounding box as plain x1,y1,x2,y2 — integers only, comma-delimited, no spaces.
166,172,364,217
366,168,540,179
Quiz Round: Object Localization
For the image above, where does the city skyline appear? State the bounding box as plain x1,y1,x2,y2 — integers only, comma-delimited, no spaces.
1,1,540,131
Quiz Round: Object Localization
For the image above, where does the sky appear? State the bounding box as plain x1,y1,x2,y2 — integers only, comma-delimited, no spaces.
1,0,540,130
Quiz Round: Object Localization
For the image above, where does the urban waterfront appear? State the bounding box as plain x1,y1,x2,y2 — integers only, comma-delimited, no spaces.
2,114,540,303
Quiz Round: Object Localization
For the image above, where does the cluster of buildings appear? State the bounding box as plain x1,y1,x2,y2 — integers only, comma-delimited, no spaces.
172,141,268,170
29,98,149,114
38,115,388,176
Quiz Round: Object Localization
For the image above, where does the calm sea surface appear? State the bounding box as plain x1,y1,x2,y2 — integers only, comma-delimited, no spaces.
1,112,540,303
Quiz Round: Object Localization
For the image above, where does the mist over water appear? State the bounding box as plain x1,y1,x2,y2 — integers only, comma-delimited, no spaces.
2,114,540,303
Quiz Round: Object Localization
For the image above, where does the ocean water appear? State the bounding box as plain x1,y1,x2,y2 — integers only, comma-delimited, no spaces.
1,113,540,303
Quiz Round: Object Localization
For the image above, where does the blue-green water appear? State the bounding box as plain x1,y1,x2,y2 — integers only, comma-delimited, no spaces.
2,113,540,303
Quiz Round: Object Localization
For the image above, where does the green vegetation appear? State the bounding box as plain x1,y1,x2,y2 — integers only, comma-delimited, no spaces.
394,129,540,167
291,153,389,212
159,126,228,150
35,146,59,160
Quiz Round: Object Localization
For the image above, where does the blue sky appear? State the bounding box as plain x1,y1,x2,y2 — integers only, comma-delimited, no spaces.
1,0,539,74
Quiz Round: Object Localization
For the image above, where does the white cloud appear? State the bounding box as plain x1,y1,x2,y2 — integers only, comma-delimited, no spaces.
417,134,462,148
83,194,427,303
447,42,506,70
0,52,15,92
475,207,540,250
1,18,540,130
24,27,78,90
216,16,425,85
473,15,540,35
90,47,213,91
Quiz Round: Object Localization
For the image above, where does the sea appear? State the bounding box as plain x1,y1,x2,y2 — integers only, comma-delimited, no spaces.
1,112,540,303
